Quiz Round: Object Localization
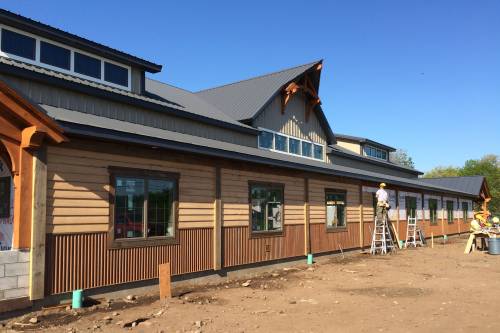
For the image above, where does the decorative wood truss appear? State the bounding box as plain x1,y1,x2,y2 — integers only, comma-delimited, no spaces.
281,63,322,122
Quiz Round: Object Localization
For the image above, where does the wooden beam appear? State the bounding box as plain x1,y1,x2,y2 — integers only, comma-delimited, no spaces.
159,263,172,299
213,166,222,270
29,148,47,300
304,177,310,255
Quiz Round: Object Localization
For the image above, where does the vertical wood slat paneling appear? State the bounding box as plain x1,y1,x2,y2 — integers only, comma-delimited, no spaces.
45,228,213,295
310,223,360,254
223,225,304,267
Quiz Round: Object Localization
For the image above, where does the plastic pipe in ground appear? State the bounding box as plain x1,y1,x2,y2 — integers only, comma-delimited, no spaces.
307,254,313,265
72,289,83,309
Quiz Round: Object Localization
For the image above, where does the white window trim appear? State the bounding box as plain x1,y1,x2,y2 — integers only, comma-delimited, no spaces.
0,24,132,91
257,128,325,161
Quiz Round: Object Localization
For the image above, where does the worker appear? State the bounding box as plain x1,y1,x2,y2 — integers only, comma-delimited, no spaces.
375,183,389,220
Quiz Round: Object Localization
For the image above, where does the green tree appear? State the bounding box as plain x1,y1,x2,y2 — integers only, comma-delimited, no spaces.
425,155,499,215
390,149,415,169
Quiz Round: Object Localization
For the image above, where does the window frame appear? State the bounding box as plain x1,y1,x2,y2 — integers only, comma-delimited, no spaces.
325,189,348,232
406,196,417,219
108,167,180,249
446,200,454,224
248,181,285,238
0,24,132,91
363,145,388,161
257,128,325,161
428,198,438,225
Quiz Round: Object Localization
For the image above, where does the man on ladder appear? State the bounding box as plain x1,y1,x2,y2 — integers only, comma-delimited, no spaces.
371,183,396,254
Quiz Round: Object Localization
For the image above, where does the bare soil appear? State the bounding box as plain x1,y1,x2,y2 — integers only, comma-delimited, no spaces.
3,237,500,333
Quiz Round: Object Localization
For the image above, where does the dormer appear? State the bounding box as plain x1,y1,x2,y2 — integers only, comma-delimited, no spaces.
334,133,395,162
0,9,161,94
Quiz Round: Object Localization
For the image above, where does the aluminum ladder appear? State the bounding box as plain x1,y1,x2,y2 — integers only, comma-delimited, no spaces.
405,216,422,248
370,214,395,255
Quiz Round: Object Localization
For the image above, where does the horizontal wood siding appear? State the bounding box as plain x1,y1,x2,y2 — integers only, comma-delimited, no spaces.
221,168,304,227
223,225,304,267
45,229,213,295
310,223,360,254
46,146,215,233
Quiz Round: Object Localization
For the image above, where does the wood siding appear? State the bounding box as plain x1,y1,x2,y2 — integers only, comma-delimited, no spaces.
45,229,213,295
254,93,327,145
223,225,304,267
310,223,360,254
336,140,360,154
46,145,215,234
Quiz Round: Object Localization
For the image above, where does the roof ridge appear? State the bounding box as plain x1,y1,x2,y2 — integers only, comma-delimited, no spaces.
424,175,484,179
146,77,194,94
196,60,322,94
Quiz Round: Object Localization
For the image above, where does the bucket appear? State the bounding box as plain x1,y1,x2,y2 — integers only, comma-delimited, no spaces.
307,253,314,265
72,289,83,309
488,238,500,255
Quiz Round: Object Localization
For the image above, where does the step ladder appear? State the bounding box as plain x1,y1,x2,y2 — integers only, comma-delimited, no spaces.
405,217,423,248
370,214,396,255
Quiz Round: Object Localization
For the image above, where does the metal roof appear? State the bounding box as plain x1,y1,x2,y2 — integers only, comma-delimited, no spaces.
420,176,486,196
0,9,162,72
334,133,396,152
38,104,479,197
195,60,335,144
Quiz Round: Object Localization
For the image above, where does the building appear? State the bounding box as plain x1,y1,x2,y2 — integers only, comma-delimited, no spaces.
0,9,491,312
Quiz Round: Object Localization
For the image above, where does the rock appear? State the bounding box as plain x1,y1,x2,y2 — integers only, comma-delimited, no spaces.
126,295,136,301
112,311,119,316
131,322,137,327
103,316,112,321
29,317,38,324
195,320,203,328
241,280,251,287
272,273,280,277
289,300,297,304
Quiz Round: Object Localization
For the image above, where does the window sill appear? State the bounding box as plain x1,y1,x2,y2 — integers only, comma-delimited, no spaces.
326,226,348,233
109,236,179,249
250,230,284,239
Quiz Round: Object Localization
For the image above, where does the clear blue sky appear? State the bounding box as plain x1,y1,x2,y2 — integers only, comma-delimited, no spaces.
2,1,499,171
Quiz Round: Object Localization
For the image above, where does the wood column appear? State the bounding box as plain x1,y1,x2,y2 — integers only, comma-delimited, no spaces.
441,196,445,236
213,166,222,270
12,146,33,249
304,177,310,255
29,148,47,300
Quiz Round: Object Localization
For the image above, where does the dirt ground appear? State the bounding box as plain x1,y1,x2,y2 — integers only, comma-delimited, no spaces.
3,237,500,333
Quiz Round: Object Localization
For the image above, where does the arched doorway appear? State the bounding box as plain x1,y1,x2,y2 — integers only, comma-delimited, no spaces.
0,150,14,251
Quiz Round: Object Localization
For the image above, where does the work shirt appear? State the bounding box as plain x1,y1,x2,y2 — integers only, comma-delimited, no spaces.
376,188,388,203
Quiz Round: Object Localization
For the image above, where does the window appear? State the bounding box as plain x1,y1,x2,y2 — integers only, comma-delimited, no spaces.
446,200,454,223
406,196,417,219
462,202,469,223
1,29,36,60
258,131,273,149
289,138,301,155
326,191,346,229
429,199,438,224
302,142,312,158
250,183,283,234
275,134,288,152
112,169,178,244
104,62,128,87
40,41,71,70
313,144,323,160
74,52,101,79
363,145,388,161
0,177,10,219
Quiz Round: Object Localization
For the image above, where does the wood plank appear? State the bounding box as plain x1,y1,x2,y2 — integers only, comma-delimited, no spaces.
158,263,172,299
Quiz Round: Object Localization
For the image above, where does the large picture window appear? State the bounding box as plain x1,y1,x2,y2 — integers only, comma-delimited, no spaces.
257,128,324,161
326,190,346,229
111,168,178,245
429,198,438,224
446,200,454,224
250,183,283,234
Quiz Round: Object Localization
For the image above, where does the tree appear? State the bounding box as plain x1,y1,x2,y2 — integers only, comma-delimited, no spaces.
390,149,415,169
425,155,500,215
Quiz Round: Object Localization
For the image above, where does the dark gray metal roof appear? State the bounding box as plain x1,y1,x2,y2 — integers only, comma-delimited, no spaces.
0,9,162,72
39,104,479,197
420,176,485,196
334,133,396,152
195,60,336,144
196,61,320,120
330,144,423,175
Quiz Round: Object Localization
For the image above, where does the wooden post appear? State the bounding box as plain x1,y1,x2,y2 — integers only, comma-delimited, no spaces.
29,148,47,300
359,184,364,250
304,178,310,255
213,166,222,270
159,263,172,299
441,196,445,237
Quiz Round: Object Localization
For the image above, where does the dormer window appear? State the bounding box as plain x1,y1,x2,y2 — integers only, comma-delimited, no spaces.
258,128,324,161
363,145,387,160
0,26,131,91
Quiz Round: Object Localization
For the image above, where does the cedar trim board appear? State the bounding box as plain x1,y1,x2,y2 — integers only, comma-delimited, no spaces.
0,62,258,136
58,121,477,197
